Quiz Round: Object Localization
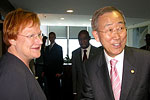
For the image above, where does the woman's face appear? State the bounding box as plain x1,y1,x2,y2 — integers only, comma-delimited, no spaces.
14,23,43,61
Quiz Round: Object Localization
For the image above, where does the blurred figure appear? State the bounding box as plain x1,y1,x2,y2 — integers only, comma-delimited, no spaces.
140,34,150,50
0,9,47,100
44,32,63,100
72,30,97,100
35,36,47,90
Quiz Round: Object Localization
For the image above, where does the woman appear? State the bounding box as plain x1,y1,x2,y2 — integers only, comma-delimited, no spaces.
0,9,47,100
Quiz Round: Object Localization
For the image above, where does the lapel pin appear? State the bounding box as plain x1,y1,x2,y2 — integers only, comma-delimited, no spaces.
131,70,135,74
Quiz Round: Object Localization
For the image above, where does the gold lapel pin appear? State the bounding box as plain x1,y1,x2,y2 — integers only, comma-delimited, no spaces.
131,70,135,74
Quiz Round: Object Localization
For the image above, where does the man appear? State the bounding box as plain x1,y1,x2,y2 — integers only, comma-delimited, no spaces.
44,32,63,100
81,6,150,100
140,34,150,51
72,30,97,100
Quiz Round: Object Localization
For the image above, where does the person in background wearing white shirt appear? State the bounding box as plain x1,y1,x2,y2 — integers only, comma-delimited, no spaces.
72,30,97,100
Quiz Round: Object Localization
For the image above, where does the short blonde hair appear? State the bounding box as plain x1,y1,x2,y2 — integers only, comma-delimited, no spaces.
3,8,40,47
91,6,126,31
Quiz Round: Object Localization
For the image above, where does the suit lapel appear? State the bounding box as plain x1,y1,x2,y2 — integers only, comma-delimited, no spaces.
96,51,114,100
120,47,136,100
79,48,82,63
49,43,56,52
75,48,83,68
89,46,95,58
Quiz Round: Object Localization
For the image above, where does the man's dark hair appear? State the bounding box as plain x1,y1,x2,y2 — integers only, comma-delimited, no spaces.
78,30,90,39
91,6,126,31
49,32,56,37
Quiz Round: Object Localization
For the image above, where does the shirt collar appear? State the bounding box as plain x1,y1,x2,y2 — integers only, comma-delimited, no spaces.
81,44,91,51
104,49,124,63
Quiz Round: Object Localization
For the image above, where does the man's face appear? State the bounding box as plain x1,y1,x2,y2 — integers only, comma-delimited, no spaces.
78,33,90,49
49,34,55,43
92,11,127,57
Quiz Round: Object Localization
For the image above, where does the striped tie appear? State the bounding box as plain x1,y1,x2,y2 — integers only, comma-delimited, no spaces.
110,59,121,100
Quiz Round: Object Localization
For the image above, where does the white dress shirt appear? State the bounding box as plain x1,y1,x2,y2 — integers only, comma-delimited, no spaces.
50,42,55,48
81,45,91,60
104,50,124,84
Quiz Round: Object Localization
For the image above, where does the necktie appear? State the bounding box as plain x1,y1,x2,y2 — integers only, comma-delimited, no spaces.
83,50,87,62
110,59,121,100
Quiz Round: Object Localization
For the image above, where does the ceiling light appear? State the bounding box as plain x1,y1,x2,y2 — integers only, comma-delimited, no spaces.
89,19,92,21
60,18,65,20
66,9,74,13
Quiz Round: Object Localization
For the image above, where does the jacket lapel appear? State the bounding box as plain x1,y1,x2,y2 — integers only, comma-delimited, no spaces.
49,43,55,52
89,46,95,58
120,47,136,100
96,51,114,100
76,48,83,69
79,48,82,63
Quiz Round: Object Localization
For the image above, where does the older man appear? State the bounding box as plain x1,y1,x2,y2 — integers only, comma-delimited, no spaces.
81,6,150,100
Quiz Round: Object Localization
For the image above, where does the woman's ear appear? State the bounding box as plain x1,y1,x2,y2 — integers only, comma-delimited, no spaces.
8,39,16,46
92,31,100,42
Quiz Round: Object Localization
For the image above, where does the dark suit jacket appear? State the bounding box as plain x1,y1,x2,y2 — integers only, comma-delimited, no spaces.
0,52,47,100
44,43,63,75
140,45,150,51
72,45,97,99
81,46,150,100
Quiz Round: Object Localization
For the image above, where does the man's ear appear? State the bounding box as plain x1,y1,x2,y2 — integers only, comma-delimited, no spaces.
92,31,100,42
8,39,16,46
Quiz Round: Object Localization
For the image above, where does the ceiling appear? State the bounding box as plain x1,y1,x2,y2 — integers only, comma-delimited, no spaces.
8,0,150,26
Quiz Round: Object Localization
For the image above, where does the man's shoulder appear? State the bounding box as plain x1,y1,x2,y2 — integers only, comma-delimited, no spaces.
53,43,62,50
140,45,146,49
126,46,148,52
91,45,97,49
72,48,80,54
125,46,150,58
90,46,103,53
87,47,104,65
55,43,62,47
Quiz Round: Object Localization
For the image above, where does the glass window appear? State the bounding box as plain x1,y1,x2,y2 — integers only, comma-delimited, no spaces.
69,39,80,58
69,39,101,59
49,26,67,38
55,39,67,58
90,39,101,47
87,27,94,38
40,25,48,36
69,26,87,39
41,25,101,59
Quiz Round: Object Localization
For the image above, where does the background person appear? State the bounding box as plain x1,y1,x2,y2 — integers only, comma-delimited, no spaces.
81,6,150,100
72,30,97,100
44,32,63,100
0,9,47,100
140,34,150,51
